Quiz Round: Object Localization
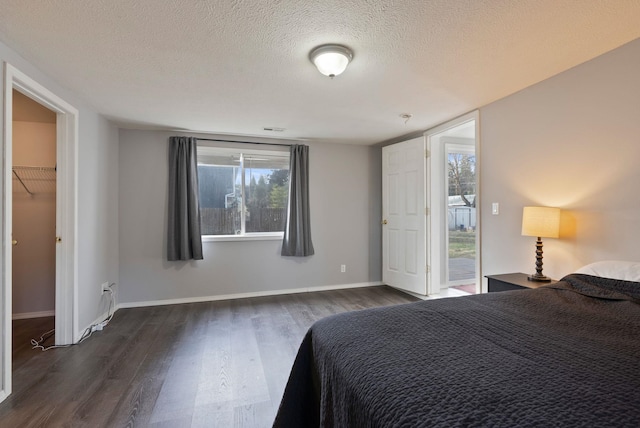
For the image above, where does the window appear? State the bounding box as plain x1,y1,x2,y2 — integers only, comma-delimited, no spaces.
197,144,289,239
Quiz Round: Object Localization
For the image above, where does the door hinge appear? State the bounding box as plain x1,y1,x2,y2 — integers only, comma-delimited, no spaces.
426,265,431,273
425,207,430,215
425,150,430,158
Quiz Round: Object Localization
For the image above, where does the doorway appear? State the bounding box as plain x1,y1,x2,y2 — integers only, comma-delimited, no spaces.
425,112,480,295
1,63,78,403
12,90,57,321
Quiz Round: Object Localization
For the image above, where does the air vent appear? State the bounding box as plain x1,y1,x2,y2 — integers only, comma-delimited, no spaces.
263,127,286,132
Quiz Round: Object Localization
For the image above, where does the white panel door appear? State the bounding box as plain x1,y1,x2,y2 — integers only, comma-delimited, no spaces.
382,137,427,295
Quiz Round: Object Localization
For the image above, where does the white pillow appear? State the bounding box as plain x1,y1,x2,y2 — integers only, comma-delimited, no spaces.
575,260,640,282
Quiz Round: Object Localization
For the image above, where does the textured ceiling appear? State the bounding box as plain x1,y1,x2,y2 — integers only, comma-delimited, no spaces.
0,1,638,145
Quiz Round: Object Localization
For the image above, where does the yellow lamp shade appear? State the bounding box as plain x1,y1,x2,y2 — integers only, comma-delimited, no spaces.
521,206,560,238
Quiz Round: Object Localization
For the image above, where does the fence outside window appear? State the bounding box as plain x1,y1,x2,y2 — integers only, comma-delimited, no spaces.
201,207,286,235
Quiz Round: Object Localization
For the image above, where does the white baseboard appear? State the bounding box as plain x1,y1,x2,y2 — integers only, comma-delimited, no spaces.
118,281,384,309
12,310,55,320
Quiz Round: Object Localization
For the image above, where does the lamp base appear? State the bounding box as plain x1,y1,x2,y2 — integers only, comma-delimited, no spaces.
528,236,552,282
527,274,552,282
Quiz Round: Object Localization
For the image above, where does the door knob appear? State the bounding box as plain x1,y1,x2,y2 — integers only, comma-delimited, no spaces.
56,236,62,243
12,240,17,246
382,219,388,225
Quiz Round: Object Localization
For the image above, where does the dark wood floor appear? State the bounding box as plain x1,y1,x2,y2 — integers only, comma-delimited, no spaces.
1,286,418,427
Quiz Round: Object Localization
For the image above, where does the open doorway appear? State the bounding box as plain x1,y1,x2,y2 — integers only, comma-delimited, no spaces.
2,64,78,403
444,136,476,293
12,90,57,319
11,89,58,372
425,112,480,296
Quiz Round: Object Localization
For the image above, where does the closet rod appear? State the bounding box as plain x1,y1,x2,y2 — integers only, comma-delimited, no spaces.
196,137,292,147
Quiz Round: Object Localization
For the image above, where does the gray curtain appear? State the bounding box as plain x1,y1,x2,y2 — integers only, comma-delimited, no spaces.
282,145,315,257
167,136,203,261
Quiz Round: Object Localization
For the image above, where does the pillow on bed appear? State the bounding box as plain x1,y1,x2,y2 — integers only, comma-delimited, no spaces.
575,260,640,282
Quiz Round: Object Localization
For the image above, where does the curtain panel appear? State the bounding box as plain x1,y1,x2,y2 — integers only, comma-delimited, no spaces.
167,136,204,261
282,144,315,257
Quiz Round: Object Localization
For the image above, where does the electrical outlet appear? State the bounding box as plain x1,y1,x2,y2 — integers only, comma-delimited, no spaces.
101,282,111,294
340,264,346,273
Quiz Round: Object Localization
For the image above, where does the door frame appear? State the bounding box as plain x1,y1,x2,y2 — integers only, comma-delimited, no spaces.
1,63,78,402
424,111,481,295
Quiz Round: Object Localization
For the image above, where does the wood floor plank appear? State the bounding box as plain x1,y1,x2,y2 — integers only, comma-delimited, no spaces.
249,297,306,411
75,306,177,427
195,301,233,410
233,400,274,428
107,305,190,427
1,286,418,427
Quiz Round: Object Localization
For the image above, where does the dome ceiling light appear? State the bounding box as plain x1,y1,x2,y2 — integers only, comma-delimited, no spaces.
309,44,354,78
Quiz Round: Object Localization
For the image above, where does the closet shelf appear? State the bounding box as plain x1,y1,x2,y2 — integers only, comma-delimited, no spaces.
12,166,56,195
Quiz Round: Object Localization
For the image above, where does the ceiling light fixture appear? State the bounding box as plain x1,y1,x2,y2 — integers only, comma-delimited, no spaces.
309,44,354,78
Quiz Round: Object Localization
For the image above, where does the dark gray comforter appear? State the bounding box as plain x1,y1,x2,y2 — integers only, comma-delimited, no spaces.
273,274,640,427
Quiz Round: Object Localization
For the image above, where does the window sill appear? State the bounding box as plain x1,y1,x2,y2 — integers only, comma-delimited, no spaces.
202,233,284,242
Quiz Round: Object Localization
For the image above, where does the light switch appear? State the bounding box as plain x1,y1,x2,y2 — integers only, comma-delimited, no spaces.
492,203,499,215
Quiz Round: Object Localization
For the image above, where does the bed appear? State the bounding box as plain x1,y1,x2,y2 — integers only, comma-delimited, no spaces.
273,262,640,427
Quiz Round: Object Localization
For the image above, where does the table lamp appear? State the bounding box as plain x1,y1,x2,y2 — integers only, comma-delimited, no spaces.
521,206,560,282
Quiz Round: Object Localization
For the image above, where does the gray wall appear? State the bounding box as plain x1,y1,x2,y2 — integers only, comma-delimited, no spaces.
118,130,382,305
0,39,120,331
480,38,640,281
77,112,119,328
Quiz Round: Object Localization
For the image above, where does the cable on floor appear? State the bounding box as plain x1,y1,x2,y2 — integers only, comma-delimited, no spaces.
30,283,116,351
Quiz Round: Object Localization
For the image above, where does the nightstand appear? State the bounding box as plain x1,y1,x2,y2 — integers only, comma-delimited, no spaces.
485,273,556,292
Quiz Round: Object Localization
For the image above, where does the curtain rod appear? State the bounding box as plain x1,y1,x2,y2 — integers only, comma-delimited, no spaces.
196,137,292,147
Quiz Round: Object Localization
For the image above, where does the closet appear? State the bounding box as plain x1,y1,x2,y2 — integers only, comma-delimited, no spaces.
12,90,57,320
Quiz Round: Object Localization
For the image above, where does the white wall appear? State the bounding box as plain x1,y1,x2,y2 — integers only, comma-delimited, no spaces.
480,38,640,281
118,130,381,305
0,39,119,332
